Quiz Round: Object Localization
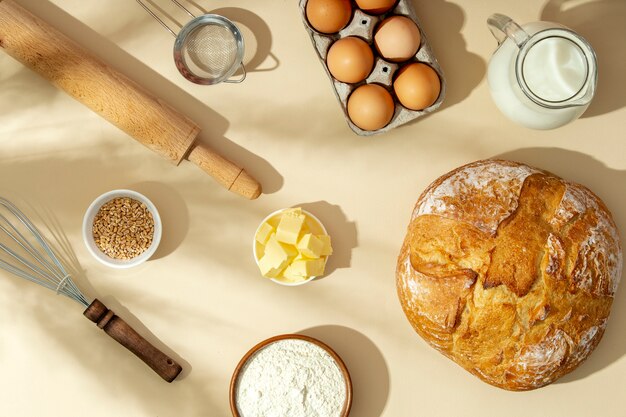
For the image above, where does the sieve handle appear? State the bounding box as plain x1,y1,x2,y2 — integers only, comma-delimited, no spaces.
187,142,262,199
84,299,183,383
135,0,196,37
224,64,247,84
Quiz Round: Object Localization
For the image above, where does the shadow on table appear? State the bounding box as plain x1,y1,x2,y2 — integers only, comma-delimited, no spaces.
410,0,487,110
300,325,390,417
541,0,626,118
0,196,218,416
131,181,190,261
495,147,626,383
297,201,358,278
134,1,280,78
3,0,282,195
210,7,280,75
15,201,192,381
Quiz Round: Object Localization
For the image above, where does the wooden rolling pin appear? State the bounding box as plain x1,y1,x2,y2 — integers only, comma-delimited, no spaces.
0,0,261,199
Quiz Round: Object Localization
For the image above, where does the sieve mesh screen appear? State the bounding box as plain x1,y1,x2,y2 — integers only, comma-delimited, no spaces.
183,24,238,78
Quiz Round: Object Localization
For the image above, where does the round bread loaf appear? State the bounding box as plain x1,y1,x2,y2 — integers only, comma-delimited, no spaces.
396,160,622,390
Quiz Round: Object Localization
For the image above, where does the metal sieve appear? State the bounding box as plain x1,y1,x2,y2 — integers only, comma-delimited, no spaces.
136,0,246,85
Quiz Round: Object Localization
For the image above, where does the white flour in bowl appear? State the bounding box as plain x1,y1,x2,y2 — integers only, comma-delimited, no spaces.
235,338,347,417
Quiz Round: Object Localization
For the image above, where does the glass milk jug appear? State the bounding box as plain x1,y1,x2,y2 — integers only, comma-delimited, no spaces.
486,14,597,130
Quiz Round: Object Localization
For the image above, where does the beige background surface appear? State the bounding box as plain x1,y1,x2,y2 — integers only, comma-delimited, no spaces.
1,0,625,416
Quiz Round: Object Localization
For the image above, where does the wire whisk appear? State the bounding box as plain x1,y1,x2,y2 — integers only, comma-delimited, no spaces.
0,198,89,306
0,197,182,382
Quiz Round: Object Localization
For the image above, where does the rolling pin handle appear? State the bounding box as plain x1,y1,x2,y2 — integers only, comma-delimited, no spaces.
186,143,262,200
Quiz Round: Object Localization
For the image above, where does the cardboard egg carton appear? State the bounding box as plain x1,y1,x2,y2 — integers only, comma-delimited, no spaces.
299,0,446,136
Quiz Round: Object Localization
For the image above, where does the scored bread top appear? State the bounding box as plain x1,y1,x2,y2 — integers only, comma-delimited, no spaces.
396,159,622,390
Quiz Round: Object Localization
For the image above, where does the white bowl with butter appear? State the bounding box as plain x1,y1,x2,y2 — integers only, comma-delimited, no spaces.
253,208,332,286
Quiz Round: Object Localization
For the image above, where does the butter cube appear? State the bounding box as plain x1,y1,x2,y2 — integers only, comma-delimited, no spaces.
306,258,326,276
275,209,305,244
285,258,326,278
282,267,308,282
318,235,333,256
297,234,324,259
255,222,274,245
258,254,286,278
265,235,298,264
282,262,307,281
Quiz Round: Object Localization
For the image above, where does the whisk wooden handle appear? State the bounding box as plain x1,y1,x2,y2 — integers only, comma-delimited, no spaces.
83,299,182,383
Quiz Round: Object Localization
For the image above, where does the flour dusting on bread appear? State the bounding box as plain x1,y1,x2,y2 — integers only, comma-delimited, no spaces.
415,160,538,235
397,159,623,391
552,184,622,296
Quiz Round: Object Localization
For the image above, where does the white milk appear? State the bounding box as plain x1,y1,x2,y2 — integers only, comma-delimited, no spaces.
522,37,587,102
487,22,590,130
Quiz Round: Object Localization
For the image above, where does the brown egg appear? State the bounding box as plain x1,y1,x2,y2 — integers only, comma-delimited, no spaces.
347,84,395,131
306,0,353,34
326,37,374,83
374,16,421,62
393,63,441,110
355,0,397,15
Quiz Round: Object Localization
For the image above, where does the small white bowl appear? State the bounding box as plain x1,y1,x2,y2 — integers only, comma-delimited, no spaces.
82,190,162,269
253,208,329,286
230,334,352,417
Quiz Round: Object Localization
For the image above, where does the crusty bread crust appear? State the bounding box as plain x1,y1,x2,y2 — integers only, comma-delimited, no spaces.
396,160,623,390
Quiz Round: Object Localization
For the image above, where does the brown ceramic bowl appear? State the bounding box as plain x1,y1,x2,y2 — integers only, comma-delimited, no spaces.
229,334,353,417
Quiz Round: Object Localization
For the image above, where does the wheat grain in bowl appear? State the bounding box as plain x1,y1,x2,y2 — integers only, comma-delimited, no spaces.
83,190,162,268
92,197,154,260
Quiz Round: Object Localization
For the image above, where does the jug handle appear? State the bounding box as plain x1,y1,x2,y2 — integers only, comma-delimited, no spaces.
488,13,530,48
